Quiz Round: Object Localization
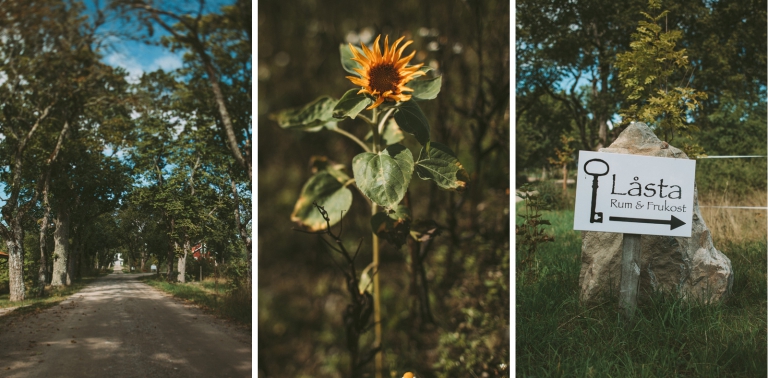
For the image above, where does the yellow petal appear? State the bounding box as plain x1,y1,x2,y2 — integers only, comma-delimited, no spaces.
361,42,373,60
383,35,390,59
347,76,368,86
396,51,417,69
348,43,364,60
372,35,381,57
367,96,385,110
389,36,405,60
396,40,413,59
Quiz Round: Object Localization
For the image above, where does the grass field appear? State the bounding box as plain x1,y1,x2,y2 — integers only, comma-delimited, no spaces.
141,275,252,326
515,191,767,377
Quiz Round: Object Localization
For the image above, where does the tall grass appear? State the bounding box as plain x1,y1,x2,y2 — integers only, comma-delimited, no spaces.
698,189,767,246
516,199,767,377
141,275,252,325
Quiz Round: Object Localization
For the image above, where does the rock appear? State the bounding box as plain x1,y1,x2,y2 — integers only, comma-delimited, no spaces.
579,122,733,304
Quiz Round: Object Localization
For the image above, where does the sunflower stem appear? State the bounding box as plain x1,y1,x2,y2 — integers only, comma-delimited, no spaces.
357,114,374,125
371,108,380,153
371,202,383,378
377,108,396,146
331,127,371,153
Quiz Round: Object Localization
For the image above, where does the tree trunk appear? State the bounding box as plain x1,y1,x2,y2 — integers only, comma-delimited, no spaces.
230,174,252,290
67,244,80,283
6,223,25,301
177,238,189,283
38,176,51,294
50,204,70,286
562,164,568,193
167,217,175,282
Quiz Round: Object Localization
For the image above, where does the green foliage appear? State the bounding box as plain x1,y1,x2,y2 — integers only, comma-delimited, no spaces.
393,101,431,146
410,76,442,101
414,142,469,193
352,144,414,209
433,230,510,378
535,180,573,211
547,134,575,169
270,96,339,131
365,119,404,147
142,272,251,325
517,0,765,170
615,0,707,142
370,205,411,248
515,183,554,271
516,203,766,377
333,89,372,120
290,171,353,231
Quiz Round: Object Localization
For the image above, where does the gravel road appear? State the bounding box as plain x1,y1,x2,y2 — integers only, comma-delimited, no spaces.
0,271,251,377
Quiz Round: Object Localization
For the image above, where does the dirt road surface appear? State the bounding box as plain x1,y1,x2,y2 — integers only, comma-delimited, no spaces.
0,272,251,377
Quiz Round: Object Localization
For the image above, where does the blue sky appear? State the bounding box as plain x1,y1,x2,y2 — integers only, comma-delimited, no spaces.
84,0,236,83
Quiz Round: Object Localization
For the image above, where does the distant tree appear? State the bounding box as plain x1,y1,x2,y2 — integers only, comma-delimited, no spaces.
614,0,707,153
547,134,575,193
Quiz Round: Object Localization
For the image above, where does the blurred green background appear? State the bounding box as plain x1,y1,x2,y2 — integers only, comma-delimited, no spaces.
258,0,510,377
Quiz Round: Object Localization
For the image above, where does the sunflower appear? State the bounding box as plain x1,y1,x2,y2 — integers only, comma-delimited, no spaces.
346,35,425,110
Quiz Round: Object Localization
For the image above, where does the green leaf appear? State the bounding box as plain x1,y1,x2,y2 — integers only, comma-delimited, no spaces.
358,263,375,295
370,205,411,248
333,89,372,119
352,144,414,209
365,118,404,146
394,101,430,146
410,76,442,100
309,156,350,182
415,141,469,192
270,96,337,130
290,171,353,231
340,43,365,75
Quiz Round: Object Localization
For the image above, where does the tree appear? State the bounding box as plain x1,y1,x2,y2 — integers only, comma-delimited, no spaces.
547,134,575,193
615,0,707,150
517,0,646,150
517,0,766,162
109,0,252,183
0,0,110,299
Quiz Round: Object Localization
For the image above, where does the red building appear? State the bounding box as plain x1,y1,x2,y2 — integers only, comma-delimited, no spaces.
191,243,210,260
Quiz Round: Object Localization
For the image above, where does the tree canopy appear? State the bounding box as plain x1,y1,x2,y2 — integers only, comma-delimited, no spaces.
517,0,766,173
0,0,251,301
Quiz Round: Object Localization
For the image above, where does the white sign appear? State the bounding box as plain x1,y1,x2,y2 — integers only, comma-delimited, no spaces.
573,151,696,237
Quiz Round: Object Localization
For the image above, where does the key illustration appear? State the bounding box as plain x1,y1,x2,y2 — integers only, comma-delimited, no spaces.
583,158,609,223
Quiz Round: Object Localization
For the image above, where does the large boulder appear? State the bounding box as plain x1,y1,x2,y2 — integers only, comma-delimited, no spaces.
579,122,733,304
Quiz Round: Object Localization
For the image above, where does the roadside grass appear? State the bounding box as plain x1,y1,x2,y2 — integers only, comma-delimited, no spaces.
516,200,767,377
0,271,110,325
140,275,251,326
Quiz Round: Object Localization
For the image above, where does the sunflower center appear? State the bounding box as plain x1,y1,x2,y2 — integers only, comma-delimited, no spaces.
368,63,400,94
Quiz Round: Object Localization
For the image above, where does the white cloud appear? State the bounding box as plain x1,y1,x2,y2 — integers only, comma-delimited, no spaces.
170,116,186,140
105,52,144,84
152,54,183,72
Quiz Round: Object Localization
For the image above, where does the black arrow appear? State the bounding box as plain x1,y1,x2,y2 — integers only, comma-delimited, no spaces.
608,215,686,230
